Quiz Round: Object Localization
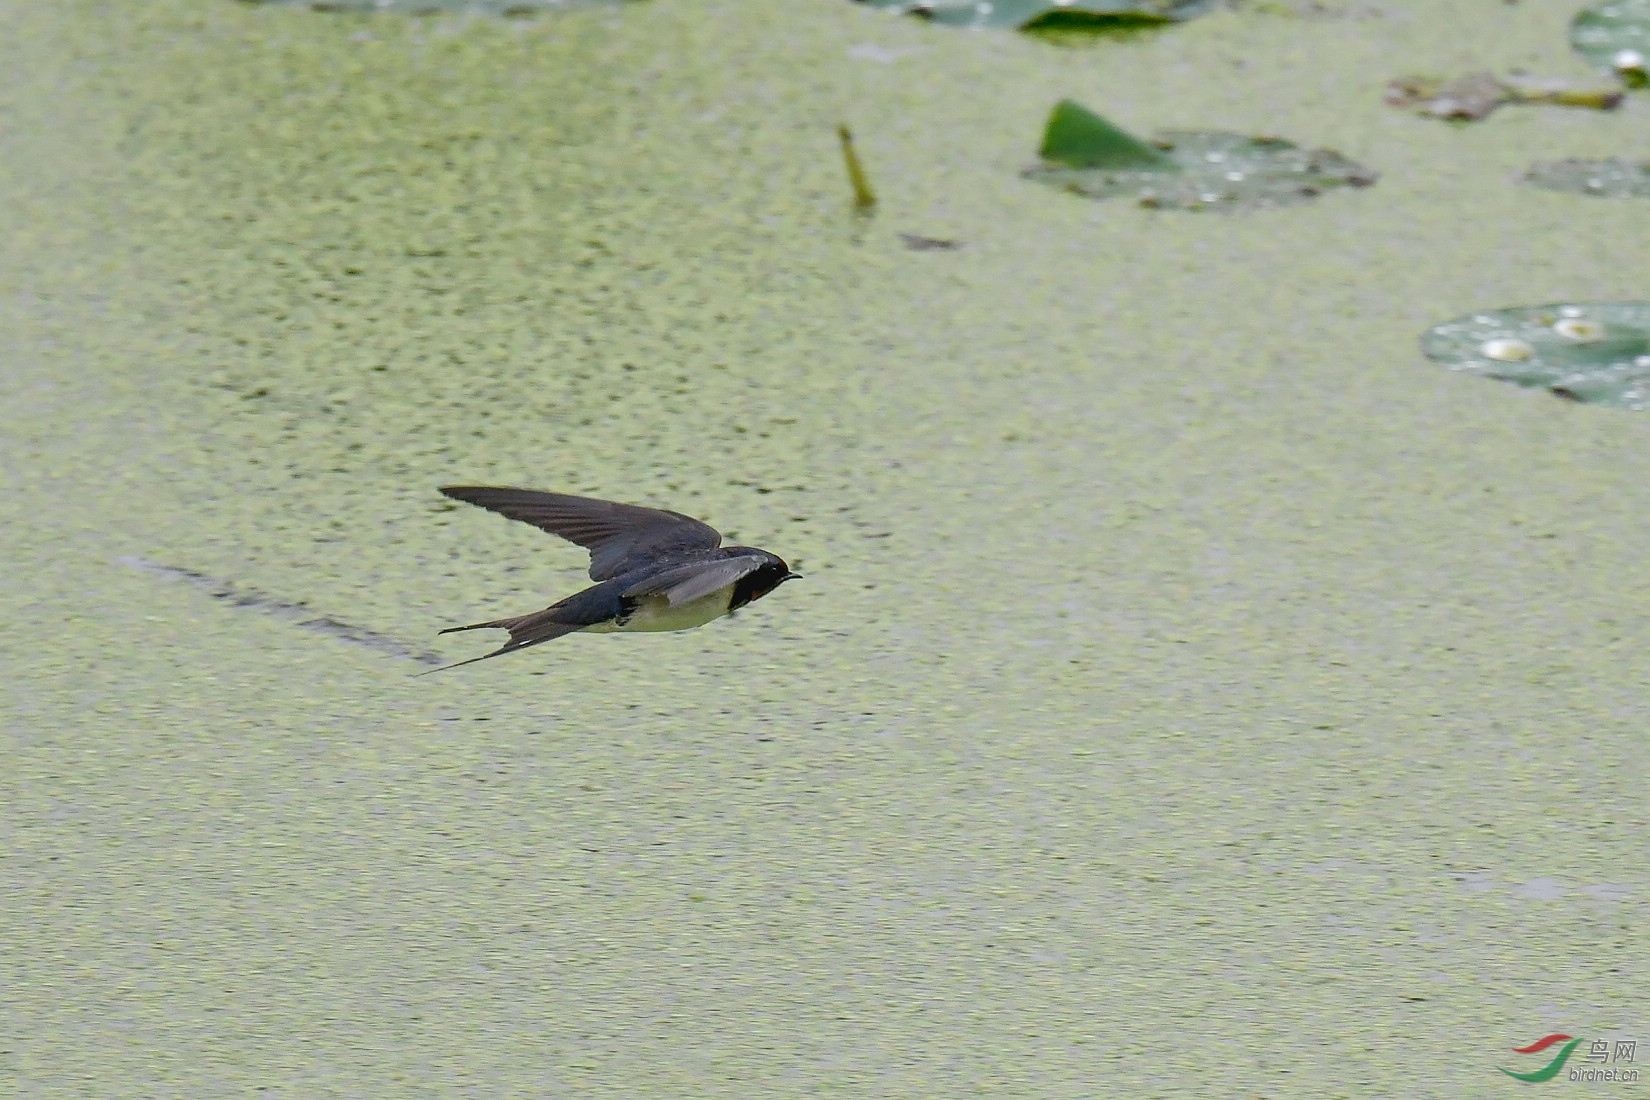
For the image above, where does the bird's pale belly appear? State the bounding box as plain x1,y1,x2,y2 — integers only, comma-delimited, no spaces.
584,585,737,634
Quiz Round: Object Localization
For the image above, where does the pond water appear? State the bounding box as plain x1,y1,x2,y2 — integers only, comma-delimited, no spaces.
3,0,1647,1094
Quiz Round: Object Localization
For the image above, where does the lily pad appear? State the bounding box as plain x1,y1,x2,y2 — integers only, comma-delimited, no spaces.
1421,302,1650,408
1384,72,1622,122
1525,157,1650,198
855,0,1216,31
243,0,615,14
1038,99,1177,170
1571,0,1650,87
1023,101,1376,211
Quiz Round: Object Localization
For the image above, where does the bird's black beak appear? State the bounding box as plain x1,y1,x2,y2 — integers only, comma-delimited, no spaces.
784,572,803,581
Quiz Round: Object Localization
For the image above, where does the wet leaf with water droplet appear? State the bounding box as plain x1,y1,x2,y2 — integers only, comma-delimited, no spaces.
1525,157,1650,198
1421,302,1650,409
1571,0,1650,86
1384,73,1622,121
1023,102,1376,210
855,0,1215,32
1385,73,1508,120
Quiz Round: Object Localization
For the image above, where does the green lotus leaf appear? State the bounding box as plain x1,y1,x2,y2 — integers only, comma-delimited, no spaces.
1525,157,1650,197
243,0,618,13
1038,99,1178,170
1571,0,1650,86
1024,107,1376,210
856,0,1216,31
1420,302,1650,409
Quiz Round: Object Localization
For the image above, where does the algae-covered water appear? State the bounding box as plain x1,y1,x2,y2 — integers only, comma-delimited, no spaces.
2,1,1647,1095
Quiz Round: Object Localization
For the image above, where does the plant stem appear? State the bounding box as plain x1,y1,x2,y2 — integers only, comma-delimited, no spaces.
838,124,877,210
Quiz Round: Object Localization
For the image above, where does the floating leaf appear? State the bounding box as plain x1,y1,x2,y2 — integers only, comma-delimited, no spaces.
1421,302,1650,408
1525,157,1650,197
1024,105,1376,210
899,233,964,250
1038,99,1178,170
243,0,616,13
855,0,1216,31
1384,73,1505,120
1571,0,1650,87
1384,72,1622,122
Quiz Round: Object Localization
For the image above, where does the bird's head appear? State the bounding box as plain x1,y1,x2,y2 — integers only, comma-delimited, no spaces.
728,548,802,607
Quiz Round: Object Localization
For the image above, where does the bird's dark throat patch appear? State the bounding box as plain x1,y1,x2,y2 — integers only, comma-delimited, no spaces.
730,561,796,612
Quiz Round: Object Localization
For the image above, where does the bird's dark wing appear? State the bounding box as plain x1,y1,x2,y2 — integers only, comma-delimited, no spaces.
620,555,768,607
440,486,723,580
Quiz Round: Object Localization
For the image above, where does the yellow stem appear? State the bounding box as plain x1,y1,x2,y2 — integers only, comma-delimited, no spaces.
838,124,877,210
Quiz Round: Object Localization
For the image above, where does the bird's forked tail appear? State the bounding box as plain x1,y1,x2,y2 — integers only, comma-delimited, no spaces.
417,607,585,675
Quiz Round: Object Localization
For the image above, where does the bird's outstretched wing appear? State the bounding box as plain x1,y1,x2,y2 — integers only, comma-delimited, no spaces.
439,486,723,580
620,555,769,606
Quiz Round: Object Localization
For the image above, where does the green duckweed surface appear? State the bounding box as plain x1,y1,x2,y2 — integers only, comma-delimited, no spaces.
2,1,1648,1095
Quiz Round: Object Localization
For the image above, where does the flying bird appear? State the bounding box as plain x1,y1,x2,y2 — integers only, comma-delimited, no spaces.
425,486,800,672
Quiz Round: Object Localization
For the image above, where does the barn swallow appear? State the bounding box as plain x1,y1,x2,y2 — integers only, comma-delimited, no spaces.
425,486,800,672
